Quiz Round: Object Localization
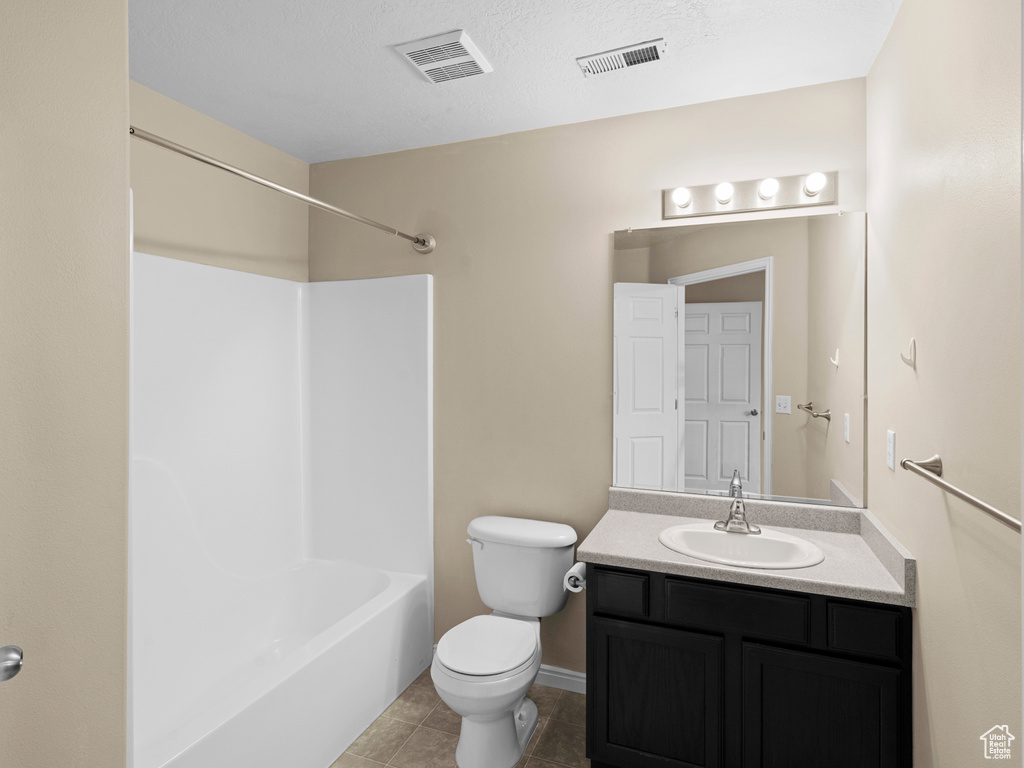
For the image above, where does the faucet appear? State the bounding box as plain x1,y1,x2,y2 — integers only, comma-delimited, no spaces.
714,497,761,534
728,469,743,498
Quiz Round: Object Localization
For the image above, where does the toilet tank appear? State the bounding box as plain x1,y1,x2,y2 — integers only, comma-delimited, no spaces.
467,516,578,618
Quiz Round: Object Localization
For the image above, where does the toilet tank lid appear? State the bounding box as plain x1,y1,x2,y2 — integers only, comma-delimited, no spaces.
467,516,577,548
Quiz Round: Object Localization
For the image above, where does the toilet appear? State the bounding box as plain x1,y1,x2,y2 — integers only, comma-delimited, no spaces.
431,515,578,768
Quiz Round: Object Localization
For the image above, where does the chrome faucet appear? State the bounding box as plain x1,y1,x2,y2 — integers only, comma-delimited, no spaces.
714,497,761,534
728,469,743,498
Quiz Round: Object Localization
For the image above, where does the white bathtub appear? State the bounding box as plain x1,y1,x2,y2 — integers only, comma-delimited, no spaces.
131,257,434,768
134,558,431,768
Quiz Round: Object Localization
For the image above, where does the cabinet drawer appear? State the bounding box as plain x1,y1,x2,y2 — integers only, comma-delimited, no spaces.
593,569,649,618
828,602,904,661
665,579,809,644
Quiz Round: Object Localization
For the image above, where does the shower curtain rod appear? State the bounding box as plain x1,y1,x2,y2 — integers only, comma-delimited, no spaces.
129,126,436,254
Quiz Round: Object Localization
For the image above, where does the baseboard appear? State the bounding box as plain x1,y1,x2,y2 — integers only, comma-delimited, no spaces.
431,644,586,694
535,664,586,694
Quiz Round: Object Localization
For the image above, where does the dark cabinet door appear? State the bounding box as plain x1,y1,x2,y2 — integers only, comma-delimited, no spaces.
742,644,904,768
589,616,723,768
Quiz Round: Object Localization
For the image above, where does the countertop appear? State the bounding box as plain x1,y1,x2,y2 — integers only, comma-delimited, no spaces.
577,488,916,607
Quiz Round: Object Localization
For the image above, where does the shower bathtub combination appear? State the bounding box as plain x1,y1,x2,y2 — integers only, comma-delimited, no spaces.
130,253,433,768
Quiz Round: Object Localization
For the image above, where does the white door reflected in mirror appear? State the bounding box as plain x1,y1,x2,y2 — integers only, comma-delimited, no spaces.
612,286,763,496
612,283,678,490
682,300,761,494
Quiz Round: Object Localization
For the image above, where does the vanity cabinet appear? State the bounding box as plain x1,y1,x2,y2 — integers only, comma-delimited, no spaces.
586,565,912,768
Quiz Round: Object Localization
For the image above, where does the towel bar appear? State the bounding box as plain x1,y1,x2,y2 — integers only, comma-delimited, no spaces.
900,455,1021,533
797,401,831,422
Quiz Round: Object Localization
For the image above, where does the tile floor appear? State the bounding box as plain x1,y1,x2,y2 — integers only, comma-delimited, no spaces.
331,668,588,768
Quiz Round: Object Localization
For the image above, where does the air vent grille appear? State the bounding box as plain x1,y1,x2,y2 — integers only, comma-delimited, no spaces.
426,61,485,82
407,42,469,66
396,30,493,84
623,45,661,66
577,39,666,77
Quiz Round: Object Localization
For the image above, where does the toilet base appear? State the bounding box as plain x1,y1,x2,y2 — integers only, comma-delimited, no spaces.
455,697,539,768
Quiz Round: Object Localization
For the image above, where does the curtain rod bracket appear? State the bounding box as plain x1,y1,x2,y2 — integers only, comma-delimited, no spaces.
412,234,436,254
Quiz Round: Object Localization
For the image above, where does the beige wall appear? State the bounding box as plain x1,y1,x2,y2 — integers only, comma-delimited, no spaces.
308,79,867,671
130,82,310,280
650,217,814,499
612,246,651,283
0,1,129,765
806,213,865,504
867,0,1022,763
683,272,765,304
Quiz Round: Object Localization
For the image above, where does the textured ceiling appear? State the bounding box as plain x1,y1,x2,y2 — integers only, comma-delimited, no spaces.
130,0,901,163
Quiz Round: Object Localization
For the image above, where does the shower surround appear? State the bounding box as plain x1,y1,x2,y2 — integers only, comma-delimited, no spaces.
130,253,433,768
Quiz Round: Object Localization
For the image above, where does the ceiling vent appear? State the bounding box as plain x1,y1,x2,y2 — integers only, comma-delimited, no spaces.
396,30,493,84
577,38,667,77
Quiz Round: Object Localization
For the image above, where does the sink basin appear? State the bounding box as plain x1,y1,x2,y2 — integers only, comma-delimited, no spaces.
659,522,825,569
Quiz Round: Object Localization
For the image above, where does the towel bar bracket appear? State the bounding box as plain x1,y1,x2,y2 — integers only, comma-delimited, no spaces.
900,455,943,476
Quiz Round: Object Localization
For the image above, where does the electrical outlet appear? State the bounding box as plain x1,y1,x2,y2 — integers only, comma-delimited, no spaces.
776,395,791,414
886,430,896,470
844,413,850,443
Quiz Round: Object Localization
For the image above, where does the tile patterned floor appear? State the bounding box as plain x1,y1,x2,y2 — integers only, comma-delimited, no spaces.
331,668,588,768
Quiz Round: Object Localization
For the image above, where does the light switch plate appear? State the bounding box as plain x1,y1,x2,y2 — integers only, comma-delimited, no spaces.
844,413,850,443
886,430,896,470
776,395,791,414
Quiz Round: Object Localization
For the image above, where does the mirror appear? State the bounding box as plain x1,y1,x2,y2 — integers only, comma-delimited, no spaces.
613,213,865,507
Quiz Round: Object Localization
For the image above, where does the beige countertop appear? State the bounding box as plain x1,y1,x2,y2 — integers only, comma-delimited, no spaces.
577,489,916,607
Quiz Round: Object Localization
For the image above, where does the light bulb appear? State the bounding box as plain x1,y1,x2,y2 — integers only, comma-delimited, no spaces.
803,172,827,196
758,178,780,200
715,182,734,204
671,187,692,208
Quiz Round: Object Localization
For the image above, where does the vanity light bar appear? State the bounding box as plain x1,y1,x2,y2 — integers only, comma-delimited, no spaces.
662,172,837,220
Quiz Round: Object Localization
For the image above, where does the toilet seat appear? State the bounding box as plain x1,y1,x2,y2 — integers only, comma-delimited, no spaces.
436,615,538,676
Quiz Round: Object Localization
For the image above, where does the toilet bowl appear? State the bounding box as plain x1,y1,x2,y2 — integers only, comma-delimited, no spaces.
431,516,578,768
431,615,542,768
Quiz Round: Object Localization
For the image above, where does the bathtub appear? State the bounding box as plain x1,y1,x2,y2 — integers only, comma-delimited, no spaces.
133,558,432,768
131,258,434,768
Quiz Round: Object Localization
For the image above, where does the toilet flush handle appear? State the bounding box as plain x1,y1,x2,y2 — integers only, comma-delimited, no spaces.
466,537,484,550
